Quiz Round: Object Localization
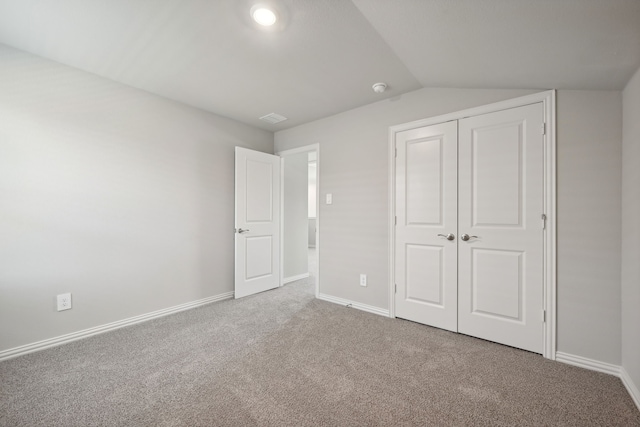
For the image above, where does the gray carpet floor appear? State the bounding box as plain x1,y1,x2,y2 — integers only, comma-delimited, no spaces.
1,254,639,426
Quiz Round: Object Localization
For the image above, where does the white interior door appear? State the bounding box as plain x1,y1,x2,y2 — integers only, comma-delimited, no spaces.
457,103,544,353
395,121,458,332
234,147,280,299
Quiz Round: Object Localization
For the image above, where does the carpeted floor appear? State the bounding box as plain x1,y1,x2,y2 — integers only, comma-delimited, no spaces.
1,254,639,426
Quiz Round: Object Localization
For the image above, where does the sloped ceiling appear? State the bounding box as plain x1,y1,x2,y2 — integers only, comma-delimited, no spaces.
351,0,640,90
0,0,639,130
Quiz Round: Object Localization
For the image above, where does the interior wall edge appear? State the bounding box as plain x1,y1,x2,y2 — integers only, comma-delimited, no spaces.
621,366,640,412
621,63,640,408
556,89,623,366
555,352,640,412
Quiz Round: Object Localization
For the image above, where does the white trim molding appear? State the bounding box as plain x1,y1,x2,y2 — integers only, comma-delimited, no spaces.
621,367,640,411
388,90,557,359
283,272,310,284
318,293,389,317
0,292,234,362
555,351,621,376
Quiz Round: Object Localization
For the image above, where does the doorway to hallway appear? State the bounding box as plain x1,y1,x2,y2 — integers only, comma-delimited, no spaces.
279,144,320,297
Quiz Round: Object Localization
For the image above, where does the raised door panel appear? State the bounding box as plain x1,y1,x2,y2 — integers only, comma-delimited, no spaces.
406,137,443,225
245,236,273,280
472,123,524,228
245,160,274,223
471,248,523,321
405,244,443,307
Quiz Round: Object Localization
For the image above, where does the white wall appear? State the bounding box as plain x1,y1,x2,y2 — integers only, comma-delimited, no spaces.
556,91,622,365
276,88,536,307
0,45,273,352
275,87,624,366
622,67,640,395
283,152,309,279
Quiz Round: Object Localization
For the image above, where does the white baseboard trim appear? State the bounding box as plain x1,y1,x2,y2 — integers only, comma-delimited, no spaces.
0,291,234,362
555,351,621,376
621,367,640,411
317,293,389,317
283,273,310,284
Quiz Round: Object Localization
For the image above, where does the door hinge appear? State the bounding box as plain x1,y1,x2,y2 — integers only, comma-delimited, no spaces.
394,216,397,226
394,147,398,158
541,213,547,230
541,122,546,135
394,284,397,294
543,310,546,323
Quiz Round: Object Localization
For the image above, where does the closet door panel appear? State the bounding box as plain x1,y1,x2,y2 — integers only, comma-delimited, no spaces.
395,121,458,332
458,103,544,354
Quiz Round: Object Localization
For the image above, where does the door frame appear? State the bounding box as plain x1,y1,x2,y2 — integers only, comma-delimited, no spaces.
387,91,557,360
276,143,321,298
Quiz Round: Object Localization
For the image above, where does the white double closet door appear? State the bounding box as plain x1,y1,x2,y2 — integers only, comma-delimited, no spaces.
395,103,544,354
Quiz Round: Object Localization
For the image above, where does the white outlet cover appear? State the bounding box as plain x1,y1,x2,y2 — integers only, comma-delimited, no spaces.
57,293,72,311
326,193,332,204
360,274,367,287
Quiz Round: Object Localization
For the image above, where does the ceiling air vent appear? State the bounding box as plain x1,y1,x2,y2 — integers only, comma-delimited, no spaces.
259,113,288,124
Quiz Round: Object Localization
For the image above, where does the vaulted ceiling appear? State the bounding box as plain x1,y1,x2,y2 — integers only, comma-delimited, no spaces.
0,0,639,130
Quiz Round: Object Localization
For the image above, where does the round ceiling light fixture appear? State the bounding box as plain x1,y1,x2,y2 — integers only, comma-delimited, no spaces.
372,82,387,93
251,5,277,26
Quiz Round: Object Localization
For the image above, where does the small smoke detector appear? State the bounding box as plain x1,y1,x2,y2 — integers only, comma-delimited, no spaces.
372,82,387,93
259,113,288,124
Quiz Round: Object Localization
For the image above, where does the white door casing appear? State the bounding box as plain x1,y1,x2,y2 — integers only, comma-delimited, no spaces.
395,121,458,332
234,147,281,299
457,103,544,353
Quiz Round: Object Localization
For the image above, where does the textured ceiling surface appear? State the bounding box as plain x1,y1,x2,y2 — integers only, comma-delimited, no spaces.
0,0,639,130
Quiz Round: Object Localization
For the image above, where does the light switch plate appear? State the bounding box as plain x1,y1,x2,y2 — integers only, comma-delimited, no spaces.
326,193,332,204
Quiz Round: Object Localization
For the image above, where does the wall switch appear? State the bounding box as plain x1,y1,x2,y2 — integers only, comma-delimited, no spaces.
57,293,72,311
326,193,332,205
360,274,367,287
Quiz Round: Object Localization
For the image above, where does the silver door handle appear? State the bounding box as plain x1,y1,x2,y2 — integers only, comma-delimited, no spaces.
460,234,478,241
236,228,250,234
437,233,455,241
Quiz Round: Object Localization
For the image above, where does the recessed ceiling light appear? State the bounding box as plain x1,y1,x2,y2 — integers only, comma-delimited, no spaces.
251,5,277,26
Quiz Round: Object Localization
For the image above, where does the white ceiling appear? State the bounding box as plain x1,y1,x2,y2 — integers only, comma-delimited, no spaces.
0,0,639,131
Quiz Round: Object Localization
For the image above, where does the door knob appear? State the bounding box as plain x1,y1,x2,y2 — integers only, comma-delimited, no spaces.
437,233,455,241
236,228,250,234
460,234,478,241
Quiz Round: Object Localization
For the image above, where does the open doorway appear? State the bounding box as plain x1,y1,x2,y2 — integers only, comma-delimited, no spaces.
278,144,320,297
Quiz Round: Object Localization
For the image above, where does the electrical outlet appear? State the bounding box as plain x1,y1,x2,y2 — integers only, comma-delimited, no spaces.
360,274,367,287
57,293,72,311
326,193,333,205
